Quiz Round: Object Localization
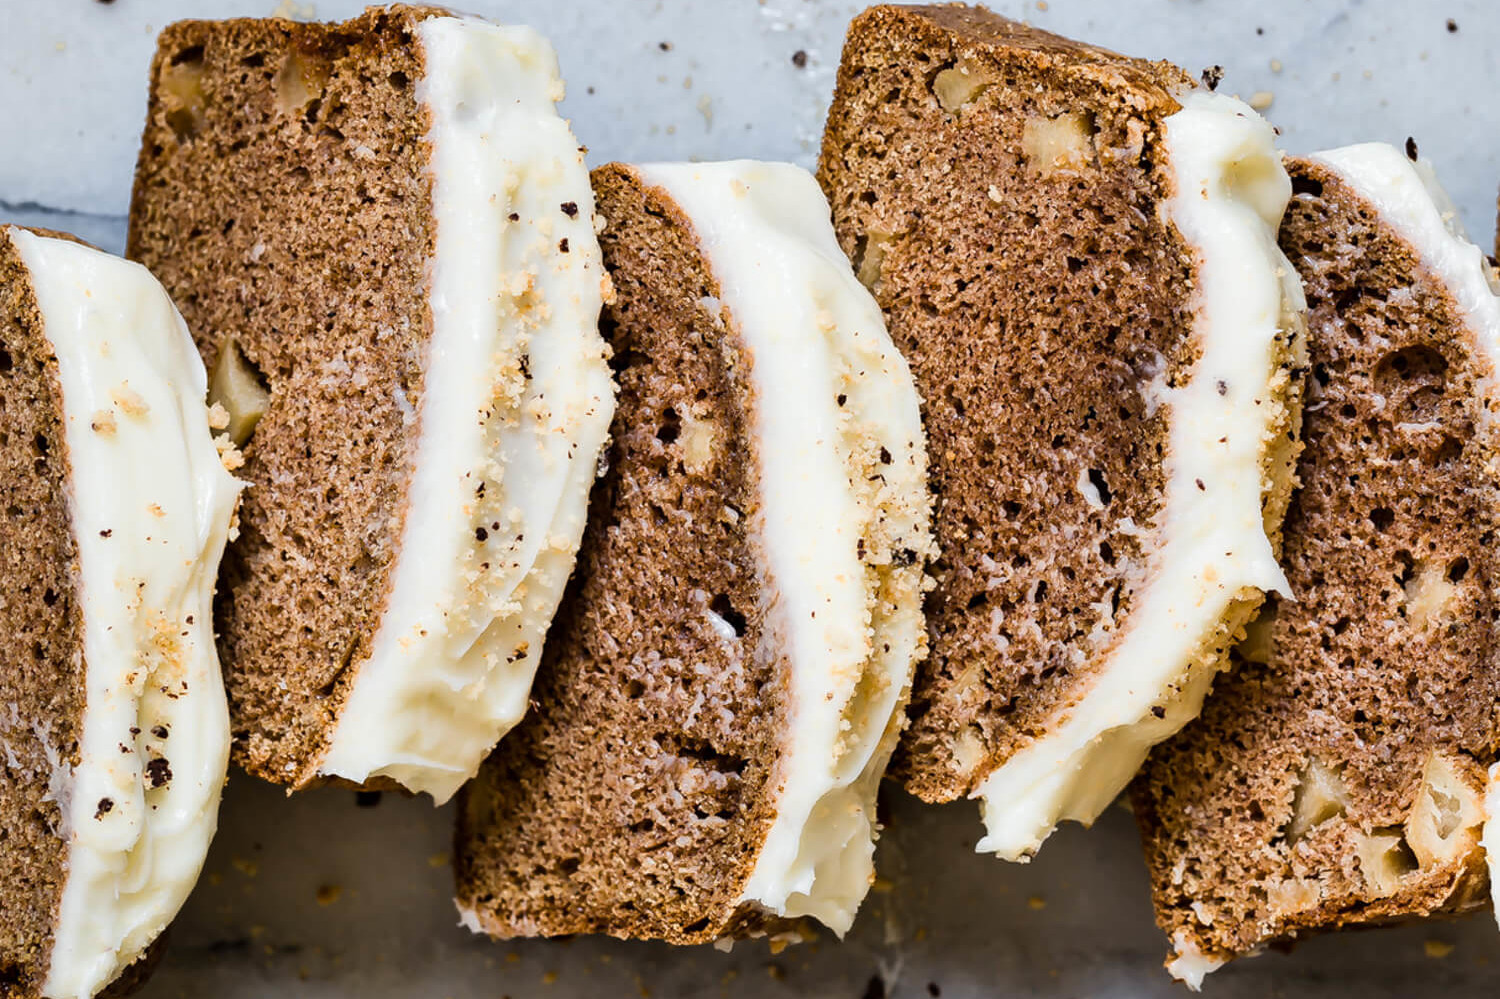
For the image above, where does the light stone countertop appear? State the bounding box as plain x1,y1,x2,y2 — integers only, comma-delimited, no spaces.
4,0,1500,996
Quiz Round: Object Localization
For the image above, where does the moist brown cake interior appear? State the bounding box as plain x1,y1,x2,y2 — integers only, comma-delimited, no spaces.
127,7,447,787
817,5,1203,801
0,228,89,996
454,164,788,943
1134,158,1500,965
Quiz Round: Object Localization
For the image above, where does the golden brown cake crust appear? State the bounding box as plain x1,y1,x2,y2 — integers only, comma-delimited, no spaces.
817,4,1202,802
0,227,89,996
1134,158,1500,968
453,164,791,943
127,6,448,788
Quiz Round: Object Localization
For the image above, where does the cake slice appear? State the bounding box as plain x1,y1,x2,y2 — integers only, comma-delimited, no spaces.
0,227,239,998
816,4,1306,859
454,161,933,942
1133,144,1500,985
127,6,614,800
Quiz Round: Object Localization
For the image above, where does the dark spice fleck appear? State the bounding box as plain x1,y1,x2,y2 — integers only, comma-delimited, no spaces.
95,798,114,819
1200,65,1224,90
1151,705,1166,719
558,238,570,253
475,526,489,542
100,529,113,538
879,446,893,464
560,201,578,217
856,538,867,560
1447,18,1458,32
658,40,672,51
836,393,847,406
144,757,172,789
893,547,918,567
1405,136,1419,161
151,724,169,739
1195,478,1206,491
508,212,520,222
1216,380,1228,396
791,49,808,69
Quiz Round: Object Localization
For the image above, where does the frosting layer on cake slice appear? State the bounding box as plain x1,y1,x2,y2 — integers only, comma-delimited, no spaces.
1135,144,1500,985
817,4,1305,863
5,228,239,999
315,15,615,802
971,90,1306,859
453,161,931,942
632,162,932,931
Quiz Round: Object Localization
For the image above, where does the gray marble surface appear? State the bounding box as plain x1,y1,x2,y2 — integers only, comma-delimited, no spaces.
5,0,1500,996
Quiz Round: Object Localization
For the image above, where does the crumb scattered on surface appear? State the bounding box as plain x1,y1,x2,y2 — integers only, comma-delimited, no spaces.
232,857,259,878
1269,58,1283,73
1249,90,1274,111
1027,895,1047,910
316,884,342,906
1425,939,1455,959
428,851,450,868
791,49,807,68
1447,18,1458,32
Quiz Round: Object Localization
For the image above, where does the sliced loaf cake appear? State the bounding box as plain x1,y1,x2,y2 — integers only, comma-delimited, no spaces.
127,6,614,800
817,4,1305,858
0,227,239,998
454,161,932,942
1134,145,1500,985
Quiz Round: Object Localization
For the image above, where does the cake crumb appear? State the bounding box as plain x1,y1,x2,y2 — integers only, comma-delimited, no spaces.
1425,939,1455,959
208,402,231,430
316,884,342,906
112,384,150,417
791,50,808,69
541,971,558,985
90,410,117,435
231,857,259,878
1027,895,1047,910
1269,58,1283,73
1248,91,1274,111
1446,18,1458,32
428,851,450,868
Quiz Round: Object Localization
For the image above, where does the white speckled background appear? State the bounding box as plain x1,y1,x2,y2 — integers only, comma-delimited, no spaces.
5,1,1500,996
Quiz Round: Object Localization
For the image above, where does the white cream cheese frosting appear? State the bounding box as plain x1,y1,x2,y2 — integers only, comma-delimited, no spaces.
5,228,241,999
630,161,932,935
971,90,1307,861
315,15,615,802
1486,762,1500,931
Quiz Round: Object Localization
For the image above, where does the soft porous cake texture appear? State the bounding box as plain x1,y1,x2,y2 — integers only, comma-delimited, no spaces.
817,4,1304,859
1134,145,1500,986
0,228,238,999
127,6,613,800
455,161,932,942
